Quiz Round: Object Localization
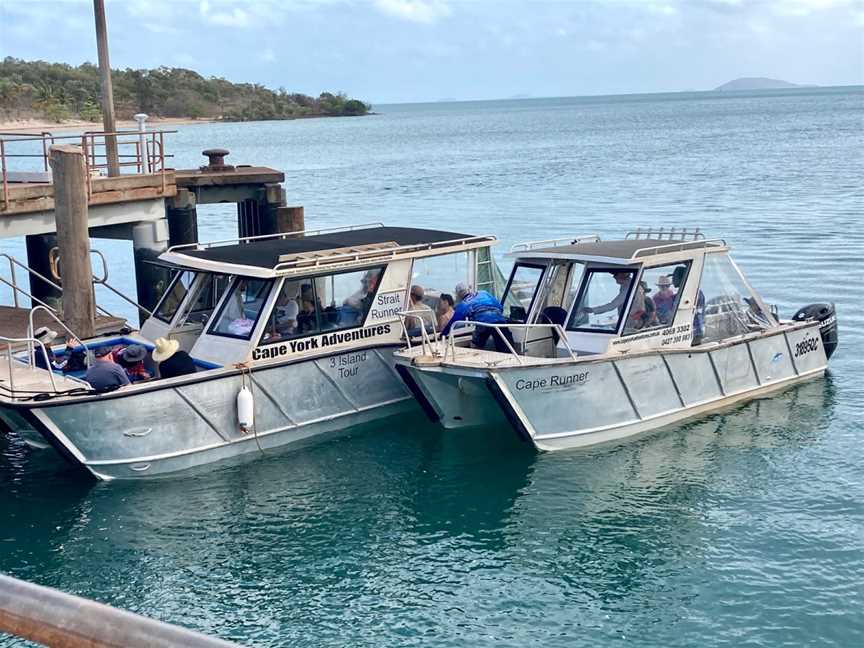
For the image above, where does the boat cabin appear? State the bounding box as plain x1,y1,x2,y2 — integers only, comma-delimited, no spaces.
141,224,498,367
500,230,778,357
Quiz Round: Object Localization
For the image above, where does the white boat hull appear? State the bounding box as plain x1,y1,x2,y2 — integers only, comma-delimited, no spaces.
397,323,829,450
1,347,414,480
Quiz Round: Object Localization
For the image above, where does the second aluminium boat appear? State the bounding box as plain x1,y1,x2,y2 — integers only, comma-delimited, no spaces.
394,229,838,450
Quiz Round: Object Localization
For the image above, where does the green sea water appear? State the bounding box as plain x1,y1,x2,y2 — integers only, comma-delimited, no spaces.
2,87,863,646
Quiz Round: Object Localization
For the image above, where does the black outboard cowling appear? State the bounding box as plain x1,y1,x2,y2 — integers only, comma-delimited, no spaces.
792,302,838,360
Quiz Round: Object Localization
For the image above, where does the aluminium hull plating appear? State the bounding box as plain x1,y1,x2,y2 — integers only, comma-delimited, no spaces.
1,347,413,480
399,323,828,450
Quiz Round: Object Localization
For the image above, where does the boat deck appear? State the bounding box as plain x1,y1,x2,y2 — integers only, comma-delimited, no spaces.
402,343,565,368
0,357,86,397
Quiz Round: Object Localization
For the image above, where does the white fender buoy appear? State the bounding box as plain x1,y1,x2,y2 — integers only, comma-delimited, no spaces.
237,386,254,431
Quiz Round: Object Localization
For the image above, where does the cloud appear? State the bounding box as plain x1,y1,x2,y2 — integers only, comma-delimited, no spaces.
374,0,451,24
199,0,251,28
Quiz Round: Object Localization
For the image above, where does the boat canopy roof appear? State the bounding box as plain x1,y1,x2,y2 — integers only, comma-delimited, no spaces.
511,236,727,265
160,223,496,278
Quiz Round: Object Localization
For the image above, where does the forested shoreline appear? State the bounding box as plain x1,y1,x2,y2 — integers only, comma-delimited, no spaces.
0,58,370,124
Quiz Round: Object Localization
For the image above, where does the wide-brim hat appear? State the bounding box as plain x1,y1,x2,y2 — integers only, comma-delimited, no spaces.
121,344,147,363
152,337,180,363
34,326,58,344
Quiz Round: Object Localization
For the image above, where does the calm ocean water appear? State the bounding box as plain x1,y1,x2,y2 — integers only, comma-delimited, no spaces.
1,87,863,646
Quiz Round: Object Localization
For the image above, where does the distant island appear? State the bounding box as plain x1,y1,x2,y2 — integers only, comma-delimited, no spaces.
714,77,812,91
0,57,371,126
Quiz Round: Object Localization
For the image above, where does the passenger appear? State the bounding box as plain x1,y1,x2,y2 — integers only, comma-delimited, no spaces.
84,346,130,391
408,285,436,333
653,275,676,324
443,283,513,352
273,299,300,338
584,272,639,320
112,344,152,382
343,270,380,312
437,293,455,331
152,337,197,380
672,266,705,345
31,327,75,371
297,297,318,333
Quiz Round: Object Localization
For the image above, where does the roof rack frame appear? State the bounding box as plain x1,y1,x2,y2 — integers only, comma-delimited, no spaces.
630,238,727,259
625,227,706,241
510,234,600,253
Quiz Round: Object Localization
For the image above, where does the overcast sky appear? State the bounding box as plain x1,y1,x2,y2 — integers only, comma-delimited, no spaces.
1,0,862,103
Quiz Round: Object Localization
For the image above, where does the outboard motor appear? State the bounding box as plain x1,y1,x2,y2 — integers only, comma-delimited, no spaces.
792,302,838,360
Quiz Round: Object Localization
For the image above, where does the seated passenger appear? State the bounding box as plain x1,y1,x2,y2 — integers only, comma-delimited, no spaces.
653,275,676,324
152,337,197,379
343,270,380,323
437,293,455,331
32,327,75,371
408,285,436,333
84,346,130,391
112,344,152,382
443,283,513,352
273,299,300,338
297,298,319,333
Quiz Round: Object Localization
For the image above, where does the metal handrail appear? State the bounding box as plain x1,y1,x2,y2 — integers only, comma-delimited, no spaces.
89,249,153,318
397,309,439,355
1,335,58,393
166,222,387,253
27,305,91,370
442,321,577,366
510,234,600,253
630,238,727,259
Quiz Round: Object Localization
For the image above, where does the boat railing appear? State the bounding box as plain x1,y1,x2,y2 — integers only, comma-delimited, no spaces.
166,222,387,253
27,305,92,370
625,227,706,241
630,238,727,259
510,234,600,253
397,310,440,355
272,235,497,274
442,321,577,366
0,253,64,313
1,334,59,395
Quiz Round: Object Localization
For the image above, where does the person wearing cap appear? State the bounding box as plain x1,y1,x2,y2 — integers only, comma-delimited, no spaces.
407,285,436,335
152,337,197,380
31,326,75,371
84,346,130,391
112,344,152,382
442,282,512,352
653,275,676,325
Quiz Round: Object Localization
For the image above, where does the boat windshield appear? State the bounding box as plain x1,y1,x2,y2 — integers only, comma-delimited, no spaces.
153,270,195,323
502,263,545,322
174,273,230,327
567,268,637,333
697,253,776,343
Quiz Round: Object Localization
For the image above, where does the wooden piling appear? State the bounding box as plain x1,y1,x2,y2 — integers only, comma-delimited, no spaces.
50,145,96,339
93,0,120,177
277,206,305,234
166,188,198,247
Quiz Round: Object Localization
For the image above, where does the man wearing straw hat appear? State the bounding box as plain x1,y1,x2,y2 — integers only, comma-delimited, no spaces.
152,338,197,380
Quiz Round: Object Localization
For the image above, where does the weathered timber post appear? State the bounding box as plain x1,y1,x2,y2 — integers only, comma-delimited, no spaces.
276,206,305,234
93,0,120,176
132,219,170,324
166,188,198,247
259,183,287,236
25,233,61,308
50,145,96,339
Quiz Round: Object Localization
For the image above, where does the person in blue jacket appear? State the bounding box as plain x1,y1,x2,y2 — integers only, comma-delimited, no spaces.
442,283,513,352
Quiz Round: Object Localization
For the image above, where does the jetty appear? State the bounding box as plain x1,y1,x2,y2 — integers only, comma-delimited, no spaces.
0,128,303,342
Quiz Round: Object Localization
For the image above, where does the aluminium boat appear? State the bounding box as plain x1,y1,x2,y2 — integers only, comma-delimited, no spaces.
393,229,838,450
0,223,498,479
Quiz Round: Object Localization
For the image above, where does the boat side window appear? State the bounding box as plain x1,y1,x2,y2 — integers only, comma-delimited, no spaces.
209,277,274,340
502,263,545,323
567,268,637,333
153,270,195,323
622,262,690,335
261,278,309,343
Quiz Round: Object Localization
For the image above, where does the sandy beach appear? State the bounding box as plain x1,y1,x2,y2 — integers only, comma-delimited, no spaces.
0,116,216,133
